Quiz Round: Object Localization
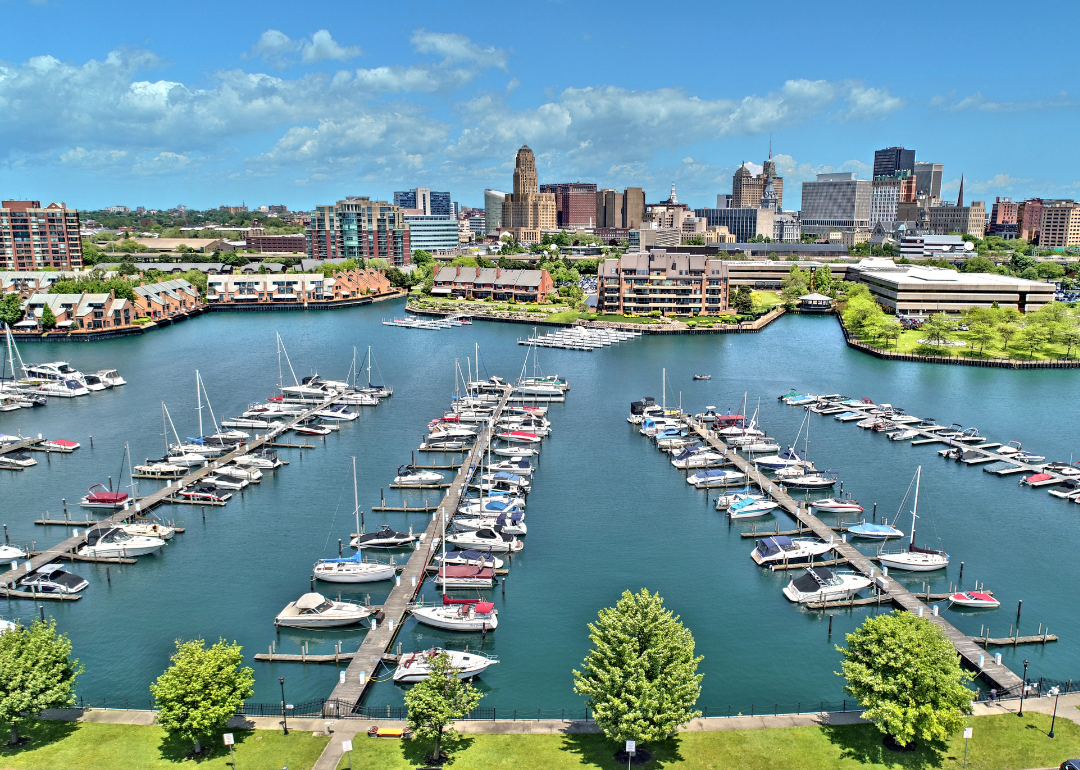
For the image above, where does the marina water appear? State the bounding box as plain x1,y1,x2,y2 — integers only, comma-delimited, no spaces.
2,300,1078,711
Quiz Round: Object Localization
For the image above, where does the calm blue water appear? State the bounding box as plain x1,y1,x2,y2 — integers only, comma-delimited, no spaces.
2,302,1078,712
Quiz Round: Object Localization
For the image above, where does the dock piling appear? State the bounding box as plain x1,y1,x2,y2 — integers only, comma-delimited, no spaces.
872,503,876,523
338,539,342,556
89,436,93,448
1016,599,1023,625
959,561,964,581
106,567,110,584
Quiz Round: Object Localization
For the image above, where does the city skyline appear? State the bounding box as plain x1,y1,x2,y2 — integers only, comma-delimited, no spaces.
1,0,1078,210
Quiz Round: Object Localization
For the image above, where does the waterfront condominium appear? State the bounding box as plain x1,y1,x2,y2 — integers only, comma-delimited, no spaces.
306,197,411,267
0,200,83,271
539,182,597,228
597,249,728,316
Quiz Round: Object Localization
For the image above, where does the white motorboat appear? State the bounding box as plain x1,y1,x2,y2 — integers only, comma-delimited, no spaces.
79,483,128,509
234,450,283,469
687,469,745,488
393,648,498,683
18,564,88,594
434,550,504,569
78,527,165,558
782,567,872,603
119,520,176,540
275,592,372,628
755,449,807,470
177,483,232,503
412,597,499,632
483,458,534,476
435,564,497,589
457,497,524,516
671,449,726,469
351,525,417,549
317,404,358,421
454,511,526,536
0,544,26,560
38,379,90,398
714,491,763,510
875,467,949,572
82,372,110,391
167,451,210,467
22,361,87,385
476,472,530,491
315,553,397,583
96,369,126,387
888,429,920,441
221,416,286,430
446,527,523,553
727,494,780,518
493,446,539,458
203,473,250,490
750,536,834,566
811,497,864,514
780,472,838,490
496,430,541,444
134,461,186,477
393,465,444,486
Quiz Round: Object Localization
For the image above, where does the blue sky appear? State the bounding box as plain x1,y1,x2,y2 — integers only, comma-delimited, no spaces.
1,0,1078,212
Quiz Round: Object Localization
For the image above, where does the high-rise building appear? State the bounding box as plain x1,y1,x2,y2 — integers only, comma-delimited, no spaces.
693,207,774,242
1038,200,1080,248
987,197,1019,238
501,146,556,242
914,162,943,199
539,182,597,228
870,175,915,224
623,187,645,229
715,194,732,209
306,196,411,266
1,200,83,271
799,173,872,235
731,154,784,209
598,250,728,315
484,190,506,234
393,189,452,218
873,147,916,179
926,202,987,238
403,214,459,253
596,189,623,228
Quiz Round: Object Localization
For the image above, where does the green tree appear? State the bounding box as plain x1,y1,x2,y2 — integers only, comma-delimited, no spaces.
404,652,482,763
412,250,435,267
811,266,833,294
781,265,809,304
0,293,23,326
880,317,902,349
573,588,702,748
842,295,883,337
1009,252,1038,274
1037,262,1066,280
150,638,254,755
997,322,1019,353
0,619,82,745
733,286,754,314
967,322,997,355
1015,324,1048,359
1061,324,1080,360
920,315,952,347
39,304,57,330
961,255,996,273
837,611,972,749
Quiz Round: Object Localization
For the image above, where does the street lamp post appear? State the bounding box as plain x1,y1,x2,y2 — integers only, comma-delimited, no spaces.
279,676,288,735
1018,660,1030,717
1049,687,1061,738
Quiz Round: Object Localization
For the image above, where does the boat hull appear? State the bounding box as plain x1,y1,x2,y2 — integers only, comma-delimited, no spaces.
411,608,499,632
314,565,397,583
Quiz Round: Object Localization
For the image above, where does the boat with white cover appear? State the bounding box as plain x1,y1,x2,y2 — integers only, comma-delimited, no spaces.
412,596,499,632
275,592,372,627
393,648,498,683
78,527,165,558
393,465,444,486
687,469,745,488
671,448,726,469
351,525,416,549
811,497,863,514
454,511,526,536
783,567,872,603
434,550,504,569
446,527,523,553
751,536,834,566
435,564,497,589
457,497,525,516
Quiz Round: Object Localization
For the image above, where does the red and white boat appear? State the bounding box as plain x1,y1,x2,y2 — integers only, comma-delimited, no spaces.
392,648,496,683
496,430,541,444
178,483,232,503
42,439,80,452
411,596,498,632
435,564,496,589
80,483,129,509
811,498,863,513
1022,473,1054,486
948,591,999,608
293,424,331,436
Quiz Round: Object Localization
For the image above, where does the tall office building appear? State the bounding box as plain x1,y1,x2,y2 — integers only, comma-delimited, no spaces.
393,188,452,218
623,187,645,229
914,162,943,199
693,207,774,242
484,190,506,234
873,147,916,179
731,154,784,209
501,146,556,242
403,214,460,253
799,173,872,235
540,182,597,228
595,189,623,228
1037,201,1080,248
987,197,1019,238
306,196,411,266
0,200,83,271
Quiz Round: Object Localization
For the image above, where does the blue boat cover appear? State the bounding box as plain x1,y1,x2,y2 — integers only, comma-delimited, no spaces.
455,549,494,562
756,535,793,557
850,523,897,534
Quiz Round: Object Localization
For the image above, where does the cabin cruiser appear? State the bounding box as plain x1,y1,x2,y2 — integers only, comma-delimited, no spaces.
202,472,250,490
751,536,834,566
233,449,283,469
948,591,1000,608
18,564,88,594
221,416,285,430
434,550,504,569
314,552,397,583
755,449,807,471
275,592,372,628
317,404,358,421
0,544,26,561
483,458,533,476
22,361,87,385
80,483,128,509
177,483,232,503
454,511,526,536
82,372,111,391
435,564,497,589
846,522,904,540
727,495,780,518
96,369,126,387
118,519,176,540
783,567,872,603
492,445,538,458
78,527,166,558
393,648,498,683
628,398,664,425
671,449,726,469
419,437,472,451
170,440,224,458
737,439,782,454
1043,462,1080,477
446,527,523,553
351,525,416,549
167,450,209,467
428,424,480,440
412,596,498,632
38,379,90,398
779,471,838,490
687,469,745,488
475,472,530,492
457,497,525,516
811,498,863,514
639,417,683,436
393,466,444,486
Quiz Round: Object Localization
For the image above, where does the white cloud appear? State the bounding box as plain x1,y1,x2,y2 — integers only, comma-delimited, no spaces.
840,86,906,121
247,29,361,66
302,30,362,63
410,30,508,70
929,90,1078,112
968,173,1034,193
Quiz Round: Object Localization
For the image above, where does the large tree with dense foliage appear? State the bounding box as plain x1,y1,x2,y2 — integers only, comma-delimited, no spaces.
0,619,82,745
838,611,972,748
405,652,482,762
574,588,702,747
0,293,23,326
150,639,254,755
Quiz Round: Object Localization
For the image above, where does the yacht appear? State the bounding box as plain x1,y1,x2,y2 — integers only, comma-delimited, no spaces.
737,440,782,454
0,544,26,561
82,372,111,391
275,592,372,628
118,520,176,540
811,498,864,514
727,495,780,518
393,466,444,486
96,369,126,387
314,553,397,583
754,449,807,470
78,527,166,558
38,379,91,398
411,596,499,632
782,567,872,603
134,461,186,477
446,527,523,553
79,483,129,509
671,449,726,469
750,536,834,566
18,564,88,594
393,648,498,683
687,469,745,488
435,564,497,589
22,361,87,385
351,525,416,549
454,511,526,536
457,497,525,516
434,550,504,569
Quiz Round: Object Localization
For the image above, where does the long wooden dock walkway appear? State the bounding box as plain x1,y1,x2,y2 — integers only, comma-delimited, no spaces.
325,388,512,713
0,394,344,591
0,436,44,455
690,419,1023,692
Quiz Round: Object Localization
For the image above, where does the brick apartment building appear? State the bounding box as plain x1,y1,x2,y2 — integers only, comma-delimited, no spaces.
15,278,202,333
598,250,728,315
432,266,554,302
1,200,83,271
206,269,394,307
306,197,411,267
539,182,598,228
244,234,306,252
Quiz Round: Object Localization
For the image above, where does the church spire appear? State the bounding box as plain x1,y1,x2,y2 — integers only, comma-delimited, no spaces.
957,174,964,208
668,182,678,205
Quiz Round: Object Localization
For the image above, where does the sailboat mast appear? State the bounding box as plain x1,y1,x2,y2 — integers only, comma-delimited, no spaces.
352,456,361,537
200,374,220,437
910,466,921,547
126,442,138,500
662,368,666,411
367,346,372,387
196,370,204,438
161,402,168,457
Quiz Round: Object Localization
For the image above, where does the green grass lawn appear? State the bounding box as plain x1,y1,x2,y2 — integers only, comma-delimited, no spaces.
872,328,1077,361
338,712,1080,770
0,720,328,770
751,291,785,313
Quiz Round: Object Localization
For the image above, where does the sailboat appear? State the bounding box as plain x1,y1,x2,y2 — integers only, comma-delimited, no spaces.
315,458,398,582
875,467,949,572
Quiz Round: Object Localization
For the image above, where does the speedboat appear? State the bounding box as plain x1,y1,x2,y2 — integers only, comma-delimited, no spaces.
496,430,541,444
1022,472,1055,486
671,449,726,469
493,445,539,458
202,473,249,490
275,592,372,628
687,469,745,488
177,483,232,503
41,439,80,452
454,511,526,536
727,495,780,518
167,451,209,467
96,369,126,387
888,429,920,441
475,472,530,492
782,567,872,603
80,483,129,509
846,522,904,540
18,564,88,594
393,648,498,683
78,527,166,558
351,525,416,549
118,520,176,540
294,423,332,436
948,591,1000,609
0,452,36,468
780,472,838,490
317,404,358,421
436,564,497,589
393,466,444,486
811,498,863,514
755,449,807,470
82,372,110,391
434,550,504,569
692,374,711,380
234,450,282,469
738,440,782,454
446,527,523,553
750,536,834,566
834,411,865,422
997,441,1045,462
458,497,525,516
483,458,534,476
0,544,26,561
412,597,498,632
314,552,397,583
